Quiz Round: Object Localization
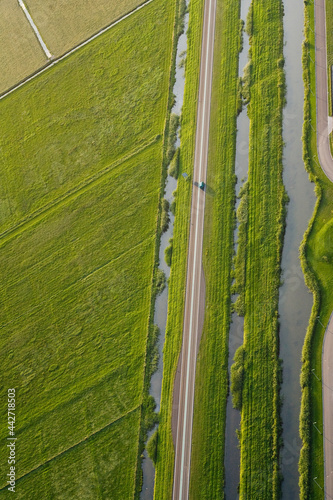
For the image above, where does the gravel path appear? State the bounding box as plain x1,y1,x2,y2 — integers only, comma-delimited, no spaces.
18,0,52,59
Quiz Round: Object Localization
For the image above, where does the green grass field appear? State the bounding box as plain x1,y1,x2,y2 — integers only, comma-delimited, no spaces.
24,0,146,56
0,1,46,93
298,1,333,497
189,0,240,497
153,0,205,497
0,0,177,497
2,410,141,499
233,0,286,497
0,1,172,234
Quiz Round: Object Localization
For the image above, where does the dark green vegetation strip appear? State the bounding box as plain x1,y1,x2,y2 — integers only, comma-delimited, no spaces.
189,0,240,497
233,1,286,497
327,0,333,68
298,0,333,497
232,181,248,316
153,0,205,497
0,0,177,497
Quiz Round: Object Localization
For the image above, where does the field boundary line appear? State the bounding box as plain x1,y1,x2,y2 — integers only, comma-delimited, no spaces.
0,137,157,248
0,0,154,101
0,405,141,491
18,0,52,59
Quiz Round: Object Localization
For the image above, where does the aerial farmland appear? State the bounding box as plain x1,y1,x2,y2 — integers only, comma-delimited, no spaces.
0,0,178,497
2,0,333,498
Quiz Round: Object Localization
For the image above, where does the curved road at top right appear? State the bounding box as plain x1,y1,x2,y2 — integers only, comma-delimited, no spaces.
314,0,333,497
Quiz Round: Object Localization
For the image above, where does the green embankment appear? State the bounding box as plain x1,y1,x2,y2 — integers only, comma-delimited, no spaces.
326,0,333,167
327,0,333,156
153,0,205,497
298,0,333,497
189,0,241,497
0,0,177,497
232,1,286,497
326,0,333,116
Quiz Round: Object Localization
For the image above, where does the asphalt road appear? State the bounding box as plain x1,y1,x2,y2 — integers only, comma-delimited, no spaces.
314,0,333,497
172,0,216,498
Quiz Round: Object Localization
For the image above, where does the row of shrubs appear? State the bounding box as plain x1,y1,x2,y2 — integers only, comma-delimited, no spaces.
232,181,248,316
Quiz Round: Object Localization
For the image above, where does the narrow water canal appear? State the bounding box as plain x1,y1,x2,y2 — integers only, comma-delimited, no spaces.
224,0,251,497
142,0,316,497
140,4,189,497
224,0,316,498
279,0,316,497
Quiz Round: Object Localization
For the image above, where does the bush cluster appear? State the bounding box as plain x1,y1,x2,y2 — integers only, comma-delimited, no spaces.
168,148,180,179
147,430,158,465
164,238,173,267
166,114,180,164
232,182,248,316
161,198,170,233
230,346,245,410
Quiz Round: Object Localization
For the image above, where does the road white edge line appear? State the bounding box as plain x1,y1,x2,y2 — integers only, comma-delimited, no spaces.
176,0,213,497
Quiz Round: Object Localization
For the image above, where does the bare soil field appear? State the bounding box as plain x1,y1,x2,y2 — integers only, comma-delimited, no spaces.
24,0,146,56
0,0,47,93
0,0,146,94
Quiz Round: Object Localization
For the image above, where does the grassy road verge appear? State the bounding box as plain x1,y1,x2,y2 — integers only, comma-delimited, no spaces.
326,0,333,115
189,0,241,497
153,0,205,497
232,1,286,497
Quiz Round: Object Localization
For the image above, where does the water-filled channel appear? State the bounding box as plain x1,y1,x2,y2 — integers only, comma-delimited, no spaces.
279,1,316,497
140,5,189,498
142,0,315,497
224,0,316,498
224,0,251,496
